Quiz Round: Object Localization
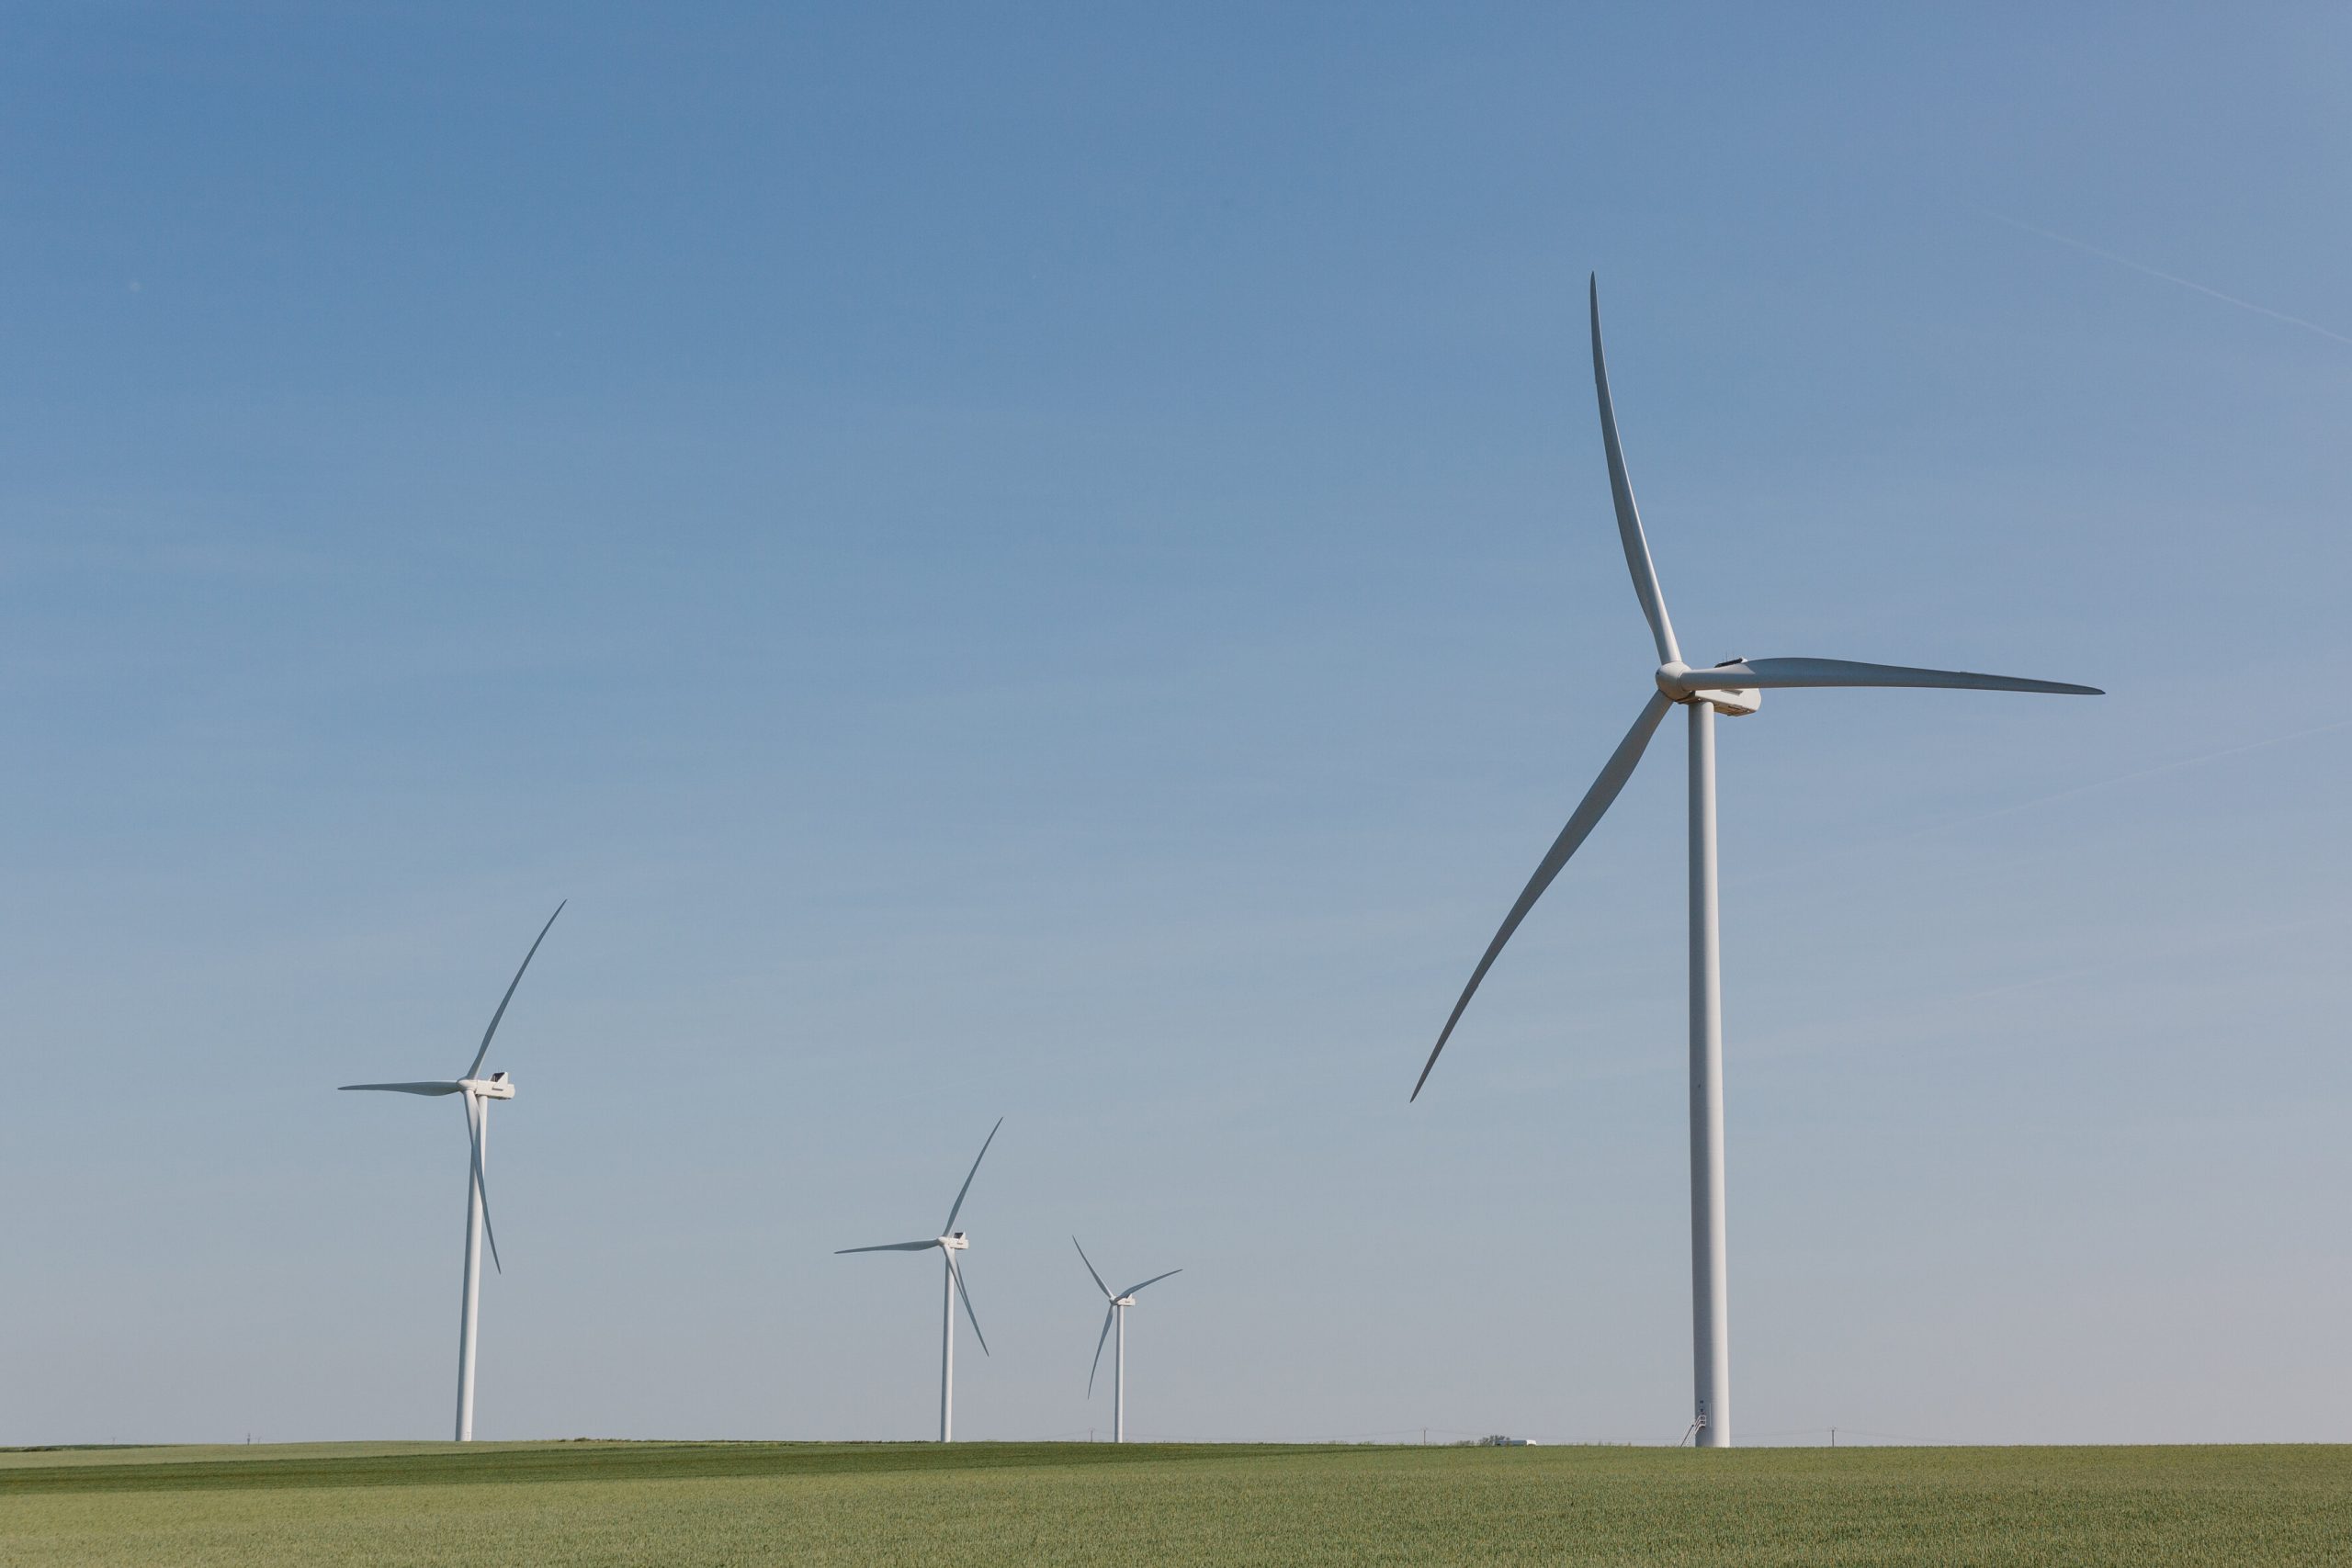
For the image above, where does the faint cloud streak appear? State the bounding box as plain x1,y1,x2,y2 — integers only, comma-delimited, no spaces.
1738,716,2352,894
1986,210,2352,350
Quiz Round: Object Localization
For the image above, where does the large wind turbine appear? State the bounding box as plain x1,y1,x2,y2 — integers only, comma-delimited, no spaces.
837,1117,1001,1442
341,901,565,1442
1072,1238,1180,1443
1410,278,2100,1449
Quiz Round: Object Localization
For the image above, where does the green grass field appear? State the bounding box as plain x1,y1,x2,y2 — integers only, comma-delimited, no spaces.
5,1438,2345,1566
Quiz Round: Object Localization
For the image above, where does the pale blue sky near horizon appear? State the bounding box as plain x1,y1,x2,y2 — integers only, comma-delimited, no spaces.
2,4,2346,1447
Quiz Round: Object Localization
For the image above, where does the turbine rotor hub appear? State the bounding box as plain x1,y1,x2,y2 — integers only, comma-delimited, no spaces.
1655,661,1761,716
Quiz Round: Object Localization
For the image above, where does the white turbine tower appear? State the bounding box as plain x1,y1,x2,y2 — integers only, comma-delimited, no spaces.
1410,278,2102,1450
341,901,565,1443
837,1117,1001,1442
1072,1238,1180,1444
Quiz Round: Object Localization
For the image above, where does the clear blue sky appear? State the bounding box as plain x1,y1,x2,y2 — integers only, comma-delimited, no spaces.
3,4,2346,1446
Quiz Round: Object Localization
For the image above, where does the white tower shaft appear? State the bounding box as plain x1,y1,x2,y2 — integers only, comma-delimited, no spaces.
455,1094,487,1443
1114,1305,1126,1442
939,1250,956,1442
1686,700,1731,1447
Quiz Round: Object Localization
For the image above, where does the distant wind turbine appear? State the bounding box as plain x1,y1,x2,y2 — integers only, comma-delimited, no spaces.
837,1118,1001,1442
341,901,565,1442
1072,1238,1180,1443
1409,278,2102,1449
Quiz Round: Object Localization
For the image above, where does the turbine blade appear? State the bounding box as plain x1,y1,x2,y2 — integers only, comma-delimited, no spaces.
1412,689,1674,1101
465,1096,502,1275
1119,1269,1182,1299
465,901,566,1080
834,1240,942,1254
1088,1303,1114,1397
339,1082,462,1096
1684,657,2101,697
948,1253,989,1356
942,1116,1002,1235
1591,276,1680,666
1073,1237,1113,1300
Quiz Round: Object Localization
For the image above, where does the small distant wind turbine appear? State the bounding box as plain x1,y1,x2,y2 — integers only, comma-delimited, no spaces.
837,1117,1001,1442
1409,277,2102,1449
340,902,564,1442
1073,1238,1179,1443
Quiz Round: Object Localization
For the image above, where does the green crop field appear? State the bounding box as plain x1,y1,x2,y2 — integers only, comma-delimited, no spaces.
4,1438,2345,1566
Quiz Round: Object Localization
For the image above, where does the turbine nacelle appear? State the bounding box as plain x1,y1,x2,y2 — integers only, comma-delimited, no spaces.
941,1233,969,1250
459,1074,516,1100
1657,661,1761,716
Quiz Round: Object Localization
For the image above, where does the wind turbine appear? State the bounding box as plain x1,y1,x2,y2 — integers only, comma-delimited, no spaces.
837,1117,1001,1441
340,901,564,1443
1409,278,2101,1450
1072,1238,1180,1443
